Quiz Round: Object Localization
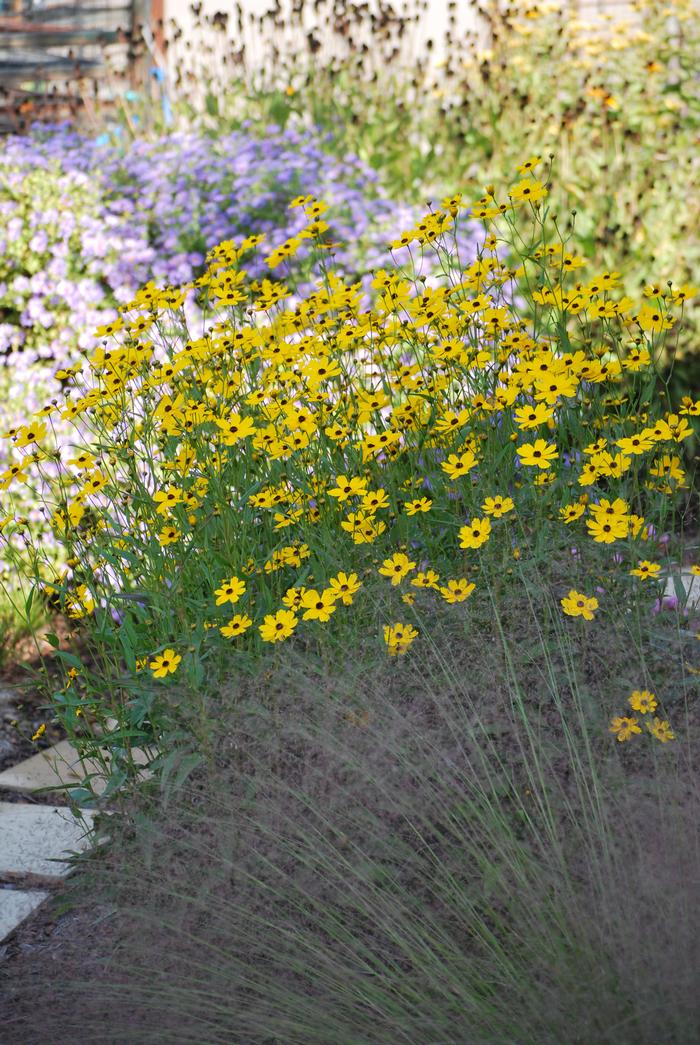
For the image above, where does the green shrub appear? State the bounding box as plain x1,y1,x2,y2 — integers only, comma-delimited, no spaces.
2,171,697,798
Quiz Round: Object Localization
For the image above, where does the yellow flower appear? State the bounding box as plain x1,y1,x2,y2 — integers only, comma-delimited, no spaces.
517,439,558,469
514,402,554,430
282,586,307,610
628,689,658,714
458,517,491,550
411,569,440,589
441,450,477,479
404,497,433,516
587,515,628,543
214,576,246,606
214,412,256,445
561,590,598,621
439,579,476,603
14,423,47,448
301,588,337,622
609,716,642,742
630,561,661,581
482,495,514,518
671,283,696,304
328,474,367,502
154,485,185,517
361,488,390,513
220,614,253,639
616,433,654,456
259,608,298,643
560,503,586,524
378,552,417,586
158,525,181,546
508,178,548,204
149,648,182,678
636,304,674,333
327,571,362,605
383,622,419,656
31,723,46,742
646,717,675,743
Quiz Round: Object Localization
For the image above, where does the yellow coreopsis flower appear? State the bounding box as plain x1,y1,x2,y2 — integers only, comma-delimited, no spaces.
647,717,674,743
560,503,586,524
158,525,181,546
383,622,419,656
587,515,628,543
154,486,185,517
609,716,642,742
328,475,367,502
411,569,440,589
14,423,47,448
616,433,654,456
378,552,417,586
630,561,661,581
439,579,476,603
220,614,253,639
561,590,599,620
517,439,558,469
327,571,362,605
149,648,182,678
459,517,491,550
404,497,433,516
482,495,514,518
636,304,674,333
301,588,337,622
214,576,246,606
259,608,298,643
513,402,554,430
508,178,548,204
441,450,477,479
628,690,658,714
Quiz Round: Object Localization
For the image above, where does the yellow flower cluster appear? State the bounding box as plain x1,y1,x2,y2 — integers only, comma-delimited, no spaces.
0,172,695,730
610,691,674,744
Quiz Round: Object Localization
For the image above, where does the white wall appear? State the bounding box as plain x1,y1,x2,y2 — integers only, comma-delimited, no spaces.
161,0,484,77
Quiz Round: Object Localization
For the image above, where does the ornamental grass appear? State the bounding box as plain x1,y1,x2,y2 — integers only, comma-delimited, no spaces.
2,617,699,1043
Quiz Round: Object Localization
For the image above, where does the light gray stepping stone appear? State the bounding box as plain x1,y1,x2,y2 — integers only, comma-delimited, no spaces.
0,886,48,944
0,803,94,878
0,739,108,795
664,570,700,610
0,888,48,942
0,736,152,796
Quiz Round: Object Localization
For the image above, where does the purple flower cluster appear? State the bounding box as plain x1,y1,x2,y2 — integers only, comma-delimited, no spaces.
1,121,414,380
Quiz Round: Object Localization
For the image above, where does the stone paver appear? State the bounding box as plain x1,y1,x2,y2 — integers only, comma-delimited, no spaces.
0,887,48,942
0,802,94,879
0,738,107,795
664,570,700,611
0,736,151,796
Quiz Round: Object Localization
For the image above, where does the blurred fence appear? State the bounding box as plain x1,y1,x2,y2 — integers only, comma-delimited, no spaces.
0,0,155,131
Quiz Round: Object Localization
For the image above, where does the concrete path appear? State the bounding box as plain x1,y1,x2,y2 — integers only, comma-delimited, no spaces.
0,742,97,943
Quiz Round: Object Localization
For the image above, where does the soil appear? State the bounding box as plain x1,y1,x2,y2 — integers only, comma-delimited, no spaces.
0,620,74,802
0,680,66,807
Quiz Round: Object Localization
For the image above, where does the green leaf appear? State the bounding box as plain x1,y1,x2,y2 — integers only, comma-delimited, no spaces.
52,649,84,670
